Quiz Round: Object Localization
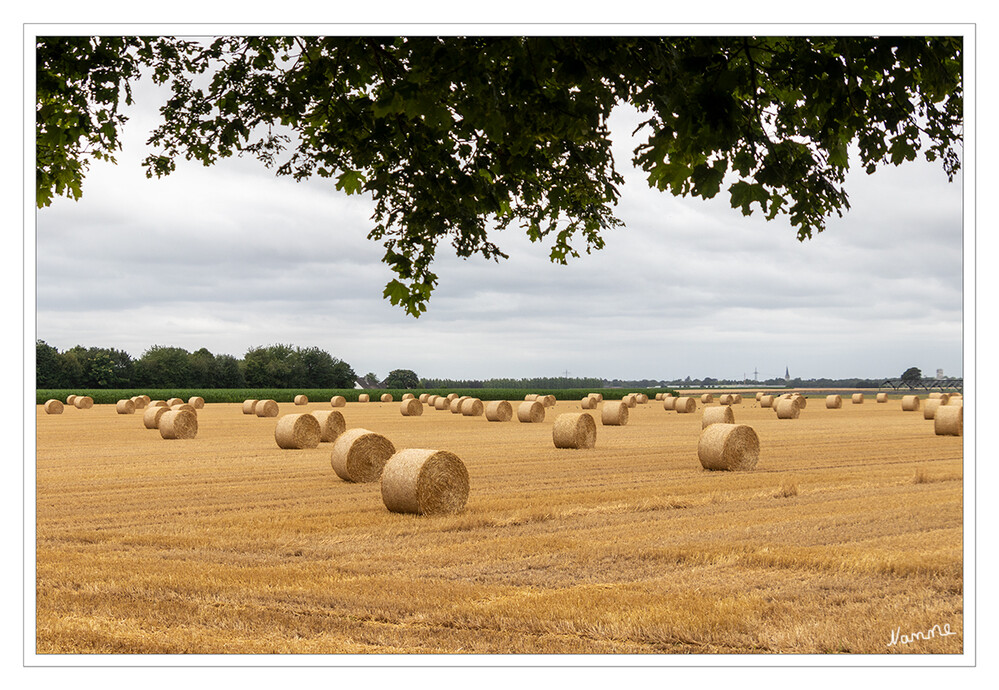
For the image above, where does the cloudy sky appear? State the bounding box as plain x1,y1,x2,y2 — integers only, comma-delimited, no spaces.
32,35,967,383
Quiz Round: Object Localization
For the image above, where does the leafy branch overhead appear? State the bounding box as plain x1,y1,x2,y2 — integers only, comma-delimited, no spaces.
36,36,963,316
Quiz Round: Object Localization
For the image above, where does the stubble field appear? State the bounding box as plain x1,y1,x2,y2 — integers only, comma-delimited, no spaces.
35,394,964,655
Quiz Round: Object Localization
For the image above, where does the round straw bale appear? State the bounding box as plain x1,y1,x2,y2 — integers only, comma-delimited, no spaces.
760,395,775,408
662,396,677,411
402,393,414,401
675,397,697,413
446,393,458,402
143,405,169,429
636,393,649,404
188,396,205,409
255,399,279,417
400,398,424,417
588,393,603,402
923,398,944,420
937,393,951,405
460,398,484,416
485,400,513,422
553,413,597,449
851,393,864,404
149,400,168,408
601,400,629,426
66,394,77,405
159,409,198,439
358,394,370,403
901,395,921,411
622,394,637,408
426,394,438,406
946,396,963,406
166,397,183,407
825,394,842,409
719,394,733,405
697,423,760,471
74,396,94,409
934,405,962,436
171,403,196,412
701,393,713,404
275,413,321,449
540,395,557,407
381,393,393,403
139,395,151,405
294,394,308,406
116,399,135,415
755,392,763,401
733,394,743,404
655,393,664,401
331,428,396,483
242,399,259,414
418,393,429,403
524,394,539,401
876,393,888,403
928,392,943,399
131,396,148,409
330,396,346,407
434,396,450,410
581,396,597,409
702,405,735,429
517,401,545,423
775,398,801,419
44,399,64,414
311,410,346,442
381,449,469,515
449,396,466,414
791,394,807,409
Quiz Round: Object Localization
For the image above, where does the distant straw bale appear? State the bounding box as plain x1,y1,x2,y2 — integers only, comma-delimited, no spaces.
622,394,637,408
171,403,196,412
733,394,742,404
826,395,842,409
655,393,664,401
116,399,135,415
255,399,279,417
485,400,513,422
294,395,308,406
330,396,346,407
381,393,393,403
540,395,557,407
400,398,423,416
358,394,370,403
553,413,597,449
928,392,943,399
166,398,183,407
946,396,963,406
402,393,414,401
601,400,629,426
517,401,545,423
74,396,94,409
460,398,484,416
581,396,597,409
158,409,198,439
923,399,944,420
662,396,676,411
434,396,450,410
524,394,539,401
934,405,962,436
331,428,396,483
791,394,807,409
242,399,259,414
44,399,63,414
446,393,459,402
418,393,429,403
702,406,734,429
275,413,321,449
901,395,921,411
755,392,763,401
937,393,951,405
66,395,77,405
189,396,205,409
636,394,649,404
876,393,888,403
697,423,760,471
143,406,169,429
719,394,733,405
675,397,697,413
701,394,713,404
760,395,775,408
381,449,469,515
450,396,467,414
588,393,603,402
851,393,864,404
426,395,438,406
775,399,801,419
149,400,168,409
131,396,148,409
311,410,346,442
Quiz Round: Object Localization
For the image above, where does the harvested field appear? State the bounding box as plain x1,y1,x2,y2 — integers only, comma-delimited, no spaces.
35,399,963,655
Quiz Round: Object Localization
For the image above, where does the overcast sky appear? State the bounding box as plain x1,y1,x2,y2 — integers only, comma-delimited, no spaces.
32,37,967,383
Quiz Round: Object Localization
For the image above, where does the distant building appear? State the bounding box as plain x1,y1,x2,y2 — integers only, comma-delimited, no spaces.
785,366,790,382
936,368,944,379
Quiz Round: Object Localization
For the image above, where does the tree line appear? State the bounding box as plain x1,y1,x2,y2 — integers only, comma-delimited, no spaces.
36,341,357,389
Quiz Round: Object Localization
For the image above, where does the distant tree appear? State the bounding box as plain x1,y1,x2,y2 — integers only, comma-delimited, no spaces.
189,347,220,387
384,369,419,389
242,344,302,388
134,346,194,388
298,346,355,387
363,372,380,387
901,367,922,384
36,340,61,388
215,354,246,388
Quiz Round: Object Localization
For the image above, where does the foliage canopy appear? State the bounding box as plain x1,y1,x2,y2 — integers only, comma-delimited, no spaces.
36,36,963,316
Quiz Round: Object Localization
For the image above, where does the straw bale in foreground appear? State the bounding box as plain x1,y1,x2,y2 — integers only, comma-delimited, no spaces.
601,400,629,426
485,400,513,422
901,395,921,411
331,428,396,482
159,409,198,439
275,413,321,449
697,423,760,471
553,413,597,449
702,405,734,429
381,449,469,515
775,399,801,419
311,410,346,442
934,405,962,436
517,401,545,423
